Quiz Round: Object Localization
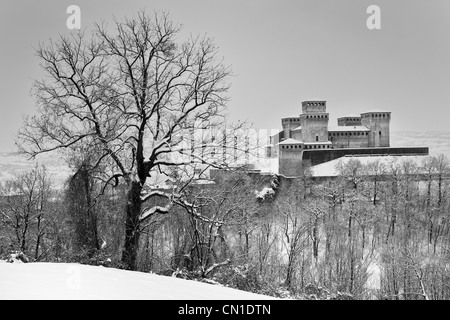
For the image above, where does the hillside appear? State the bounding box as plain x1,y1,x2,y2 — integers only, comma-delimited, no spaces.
0,262,276,300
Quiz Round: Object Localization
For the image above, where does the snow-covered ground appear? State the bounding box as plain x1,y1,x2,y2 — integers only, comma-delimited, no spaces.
0,262,276,300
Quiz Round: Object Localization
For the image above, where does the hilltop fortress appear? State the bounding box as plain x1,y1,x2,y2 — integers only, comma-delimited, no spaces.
266,99,429,177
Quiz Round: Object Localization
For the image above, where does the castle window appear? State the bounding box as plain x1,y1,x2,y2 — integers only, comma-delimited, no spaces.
379,131,381,135
383,114,385,118
316,135,319,142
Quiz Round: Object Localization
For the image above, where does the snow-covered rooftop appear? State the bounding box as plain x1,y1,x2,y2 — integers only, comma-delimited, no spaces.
303,98,326,102
328,126,370,132
360,109,391,114
338,114,361,118
277,138,303,145
269,129,284,137
310,155,428,177
252,158,279,174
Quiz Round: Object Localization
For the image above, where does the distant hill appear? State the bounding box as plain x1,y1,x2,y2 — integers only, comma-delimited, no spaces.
391,130,450,158
0,151,72,188
0,130,448,189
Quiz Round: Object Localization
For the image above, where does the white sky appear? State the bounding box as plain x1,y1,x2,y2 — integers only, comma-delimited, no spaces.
1,0,449,153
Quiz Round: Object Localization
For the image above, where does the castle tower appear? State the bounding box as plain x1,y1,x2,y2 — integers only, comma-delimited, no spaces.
299,99,329,143
281,116,301,140
278,139,304,177
360,110,391,147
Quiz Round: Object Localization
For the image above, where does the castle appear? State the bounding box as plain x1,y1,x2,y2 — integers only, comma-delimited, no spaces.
267,99,429,177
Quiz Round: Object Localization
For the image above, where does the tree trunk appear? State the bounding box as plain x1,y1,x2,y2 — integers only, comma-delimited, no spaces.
35,215,42,260
313,217,319,260
121,180,143,270
84,174,100,251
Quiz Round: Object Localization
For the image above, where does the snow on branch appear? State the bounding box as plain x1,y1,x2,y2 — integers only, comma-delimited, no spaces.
140,190,173,202
204,259,231,276
139,203,173,222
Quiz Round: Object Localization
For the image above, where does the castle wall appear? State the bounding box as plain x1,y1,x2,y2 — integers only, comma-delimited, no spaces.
282,117,301,139
328,131,369,148
291,129,302,141
338,117,362,126
300,113,329,142
360,112,390,147
302,101,326,113
279,145,303,176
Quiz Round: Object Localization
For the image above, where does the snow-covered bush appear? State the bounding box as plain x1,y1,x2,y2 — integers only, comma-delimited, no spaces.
211,264,262,293
5,251,30,263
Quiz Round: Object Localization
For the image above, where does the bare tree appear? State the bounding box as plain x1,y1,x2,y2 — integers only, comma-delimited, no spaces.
17,11,247,270
0,165,52,260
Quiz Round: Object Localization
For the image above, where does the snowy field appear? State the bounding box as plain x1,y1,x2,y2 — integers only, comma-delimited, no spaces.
0,262,276,300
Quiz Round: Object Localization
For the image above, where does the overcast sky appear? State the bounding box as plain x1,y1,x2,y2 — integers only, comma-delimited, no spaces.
0,0,449,152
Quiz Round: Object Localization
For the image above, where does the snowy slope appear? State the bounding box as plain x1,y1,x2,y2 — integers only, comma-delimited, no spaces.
0,262,276,300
